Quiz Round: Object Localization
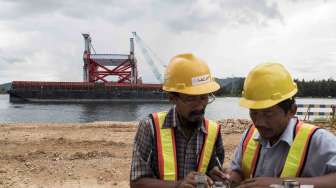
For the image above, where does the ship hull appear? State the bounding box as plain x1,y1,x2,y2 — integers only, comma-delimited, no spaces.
9,81,168,103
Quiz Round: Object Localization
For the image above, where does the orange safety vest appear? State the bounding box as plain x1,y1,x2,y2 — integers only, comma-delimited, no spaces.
241,121,319,179
152,111,221,180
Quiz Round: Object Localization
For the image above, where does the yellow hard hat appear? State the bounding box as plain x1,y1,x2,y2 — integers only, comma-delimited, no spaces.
163,53,220,95
239,63,297,109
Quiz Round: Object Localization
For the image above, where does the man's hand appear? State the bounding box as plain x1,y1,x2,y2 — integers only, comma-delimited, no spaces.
208,167,243,187
177,172,213,188
237,177,282,188
208,166,230,182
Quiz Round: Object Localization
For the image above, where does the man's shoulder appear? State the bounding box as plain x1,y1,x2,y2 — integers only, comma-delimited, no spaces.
311,127,335,139
306,126,336,153
134,115,155,145
140,114,154,122
138,115,154,129
138,111,170,126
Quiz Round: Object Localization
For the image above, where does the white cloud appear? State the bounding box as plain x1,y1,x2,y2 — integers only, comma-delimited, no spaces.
0,0,335,84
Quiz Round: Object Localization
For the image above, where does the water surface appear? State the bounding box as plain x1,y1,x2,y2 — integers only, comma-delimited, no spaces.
0,94,335,123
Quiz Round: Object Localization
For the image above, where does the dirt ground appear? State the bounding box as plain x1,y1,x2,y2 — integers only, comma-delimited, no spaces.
0,119,334,188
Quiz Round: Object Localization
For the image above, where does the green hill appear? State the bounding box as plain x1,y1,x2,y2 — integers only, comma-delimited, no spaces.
0,82,11,94
215,77,245,96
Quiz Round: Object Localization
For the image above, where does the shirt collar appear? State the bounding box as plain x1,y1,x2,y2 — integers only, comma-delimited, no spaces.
253,118,298,147
162,107,207,134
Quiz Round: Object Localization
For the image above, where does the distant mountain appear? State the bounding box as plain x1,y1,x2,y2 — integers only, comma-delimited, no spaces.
0,82,11,94
214,77,245,96
215,77,243,87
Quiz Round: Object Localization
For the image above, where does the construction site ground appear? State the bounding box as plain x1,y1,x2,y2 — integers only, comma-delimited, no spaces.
0,120,335,188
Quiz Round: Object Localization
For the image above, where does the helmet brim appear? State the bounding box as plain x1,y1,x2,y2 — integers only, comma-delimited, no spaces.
239,88,297,109
163,81,220,95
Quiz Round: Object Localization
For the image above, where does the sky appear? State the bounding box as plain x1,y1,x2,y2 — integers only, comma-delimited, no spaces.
0,0,335,84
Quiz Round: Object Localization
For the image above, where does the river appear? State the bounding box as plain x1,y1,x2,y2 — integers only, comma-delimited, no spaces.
0,94,335,123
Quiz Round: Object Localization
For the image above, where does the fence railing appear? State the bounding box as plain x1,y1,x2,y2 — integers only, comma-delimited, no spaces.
296,104,336,121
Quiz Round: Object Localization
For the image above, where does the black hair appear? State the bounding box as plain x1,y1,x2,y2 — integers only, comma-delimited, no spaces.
170,92,179,96
277,97,296,114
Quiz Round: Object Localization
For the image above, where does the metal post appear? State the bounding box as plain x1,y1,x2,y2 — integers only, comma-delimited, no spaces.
130,38,137,84
82,34,91,82
307,105,312,121
332,105,335,119
82,33,91,53
130,38,134,55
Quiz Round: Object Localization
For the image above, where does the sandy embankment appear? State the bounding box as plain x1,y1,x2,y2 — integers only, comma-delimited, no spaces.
0,120,334,188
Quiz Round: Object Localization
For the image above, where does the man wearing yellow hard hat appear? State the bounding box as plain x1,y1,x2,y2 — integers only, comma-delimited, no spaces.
130,54,226,188
225,63,336,187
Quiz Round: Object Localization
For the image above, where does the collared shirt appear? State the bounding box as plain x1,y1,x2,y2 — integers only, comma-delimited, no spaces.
230,118,336,177
130,107,225,181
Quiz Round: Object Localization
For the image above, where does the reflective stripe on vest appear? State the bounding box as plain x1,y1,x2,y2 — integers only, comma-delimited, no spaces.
241,121,318,179
152,112,220,180
197,119,221,173
152,111,177,180
281,122,318,177
241,126,260,179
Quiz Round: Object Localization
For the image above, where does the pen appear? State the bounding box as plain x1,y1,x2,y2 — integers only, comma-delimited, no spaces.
215,157,231,188
216,157,224,171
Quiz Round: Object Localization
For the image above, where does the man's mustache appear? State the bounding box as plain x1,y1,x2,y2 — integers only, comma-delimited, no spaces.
189,109,205,116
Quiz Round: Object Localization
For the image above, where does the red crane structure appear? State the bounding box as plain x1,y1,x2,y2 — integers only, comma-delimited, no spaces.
82,34,139,84
9,33,167,103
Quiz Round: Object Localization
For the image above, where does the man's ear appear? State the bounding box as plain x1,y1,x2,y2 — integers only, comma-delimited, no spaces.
167,92,177,103
288,104,297,117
